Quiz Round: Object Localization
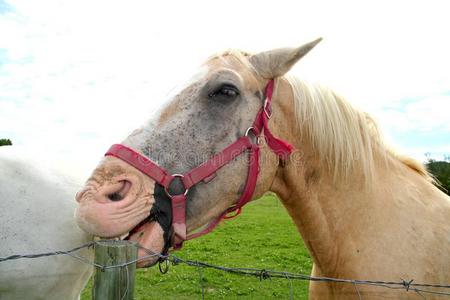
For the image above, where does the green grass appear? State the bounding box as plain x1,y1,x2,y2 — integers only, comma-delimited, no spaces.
81,194,312,299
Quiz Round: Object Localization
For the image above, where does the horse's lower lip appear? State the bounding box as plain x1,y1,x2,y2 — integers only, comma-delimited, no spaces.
125,217,164,268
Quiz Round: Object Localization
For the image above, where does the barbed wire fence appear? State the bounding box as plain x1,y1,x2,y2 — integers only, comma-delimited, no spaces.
1,240,450,299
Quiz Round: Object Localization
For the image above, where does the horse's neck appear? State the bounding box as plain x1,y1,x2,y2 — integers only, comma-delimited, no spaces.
270,153,370,275
272,148,450,278
268,78,450,286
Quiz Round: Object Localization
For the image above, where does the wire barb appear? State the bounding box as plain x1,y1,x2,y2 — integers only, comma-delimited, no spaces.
259,269,270,281
402,279,414,292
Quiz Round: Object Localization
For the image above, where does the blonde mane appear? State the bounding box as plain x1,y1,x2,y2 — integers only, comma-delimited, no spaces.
284,76,433,184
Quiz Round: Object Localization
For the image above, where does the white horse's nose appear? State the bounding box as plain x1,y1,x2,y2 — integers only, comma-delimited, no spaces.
75,187,89,203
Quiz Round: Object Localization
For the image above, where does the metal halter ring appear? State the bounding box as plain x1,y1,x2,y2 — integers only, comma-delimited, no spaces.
164,174,189,198
245,127,262,145
245,126,256,137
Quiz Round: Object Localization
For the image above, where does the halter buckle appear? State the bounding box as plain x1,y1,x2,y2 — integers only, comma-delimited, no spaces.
224,206,242,219
263,98,272,119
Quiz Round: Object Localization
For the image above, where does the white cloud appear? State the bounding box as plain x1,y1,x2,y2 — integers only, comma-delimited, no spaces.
374,94,450,133
0,0,449,176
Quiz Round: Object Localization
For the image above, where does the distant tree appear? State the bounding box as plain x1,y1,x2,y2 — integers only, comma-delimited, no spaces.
0,139,12,146
426,158,450,196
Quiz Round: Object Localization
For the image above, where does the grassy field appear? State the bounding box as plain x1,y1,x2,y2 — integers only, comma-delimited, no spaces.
81,194,312,299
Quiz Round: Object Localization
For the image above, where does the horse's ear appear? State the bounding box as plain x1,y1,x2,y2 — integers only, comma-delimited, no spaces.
250,38,322,78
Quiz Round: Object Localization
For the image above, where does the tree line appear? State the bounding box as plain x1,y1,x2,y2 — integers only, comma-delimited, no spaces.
0,138,12,146
426,158,450,195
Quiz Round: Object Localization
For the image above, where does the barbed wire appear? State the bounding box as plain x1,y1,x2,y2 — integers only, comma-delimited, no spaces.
1,240,450,299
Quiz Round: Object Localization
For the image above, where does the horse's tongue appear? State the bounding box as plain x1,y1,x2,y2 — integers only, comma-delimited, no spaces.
128,221,165,268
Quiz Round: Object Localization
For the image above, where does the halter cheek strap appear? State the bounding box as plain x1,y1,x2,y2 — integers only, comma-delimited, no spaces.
105,79,294,249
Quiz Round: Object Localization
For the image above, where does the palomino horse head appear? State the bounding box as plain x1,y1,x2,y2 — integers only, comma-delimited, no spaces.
75,38,450,299
75,39,322,267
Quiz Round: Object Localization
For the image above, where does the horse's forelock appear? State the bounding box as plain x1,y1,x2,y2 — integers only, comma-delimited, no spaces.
206,49,262,79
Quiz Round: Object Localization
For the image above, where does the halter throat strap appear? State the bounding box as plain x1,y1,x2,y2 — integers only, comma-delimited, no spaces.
105,79,294,249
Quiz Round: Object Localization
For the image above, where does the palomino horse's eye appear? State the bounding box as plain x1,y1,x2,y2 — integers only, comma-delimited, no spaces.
208,84,240,101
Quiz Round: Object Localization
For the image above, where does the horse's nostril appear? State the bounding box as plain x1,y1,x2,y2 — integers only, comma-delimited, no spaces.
106,180,131,202
108,192,124,201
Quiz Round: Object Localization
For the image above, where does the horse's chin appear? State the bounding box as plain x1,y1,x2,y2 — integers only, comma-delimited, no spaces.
125,220,166,268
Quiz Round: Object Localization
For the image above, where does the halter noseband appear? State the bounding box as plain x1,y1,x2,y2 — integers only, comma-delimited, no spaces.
105,79,294,249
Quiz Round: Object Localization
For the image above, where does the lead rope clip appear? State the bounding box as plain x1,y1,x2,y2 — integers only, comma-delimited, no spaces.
158,258,170,274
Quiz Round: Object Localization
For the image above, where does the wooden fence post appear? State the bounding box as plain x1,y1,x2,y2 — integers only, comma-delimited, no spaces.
92,240,138,300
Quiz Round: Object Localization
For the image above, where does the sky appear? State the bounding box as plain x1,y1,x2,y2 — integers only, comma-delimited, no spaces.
0,0,449,177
